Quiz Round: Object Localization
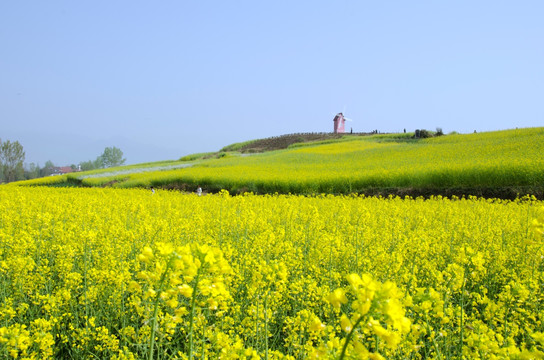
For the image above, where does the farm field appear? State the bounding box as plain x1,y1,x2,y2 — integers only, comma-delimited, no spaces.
1,186,543,359
15,127,544,199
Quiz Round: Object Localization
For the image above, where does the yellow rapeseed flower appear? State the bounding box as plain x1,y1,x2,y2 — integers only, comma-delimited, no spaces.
326,288,348,309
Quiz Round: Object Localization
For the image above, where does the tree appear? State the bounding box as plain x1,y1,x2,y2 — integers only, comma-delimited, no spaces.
79,158,103,171
79,160,94,172
0,139,25,183
93,156,104,169
41,160,55,177
24,163,40,180
100,146,126,168
79,155,105,171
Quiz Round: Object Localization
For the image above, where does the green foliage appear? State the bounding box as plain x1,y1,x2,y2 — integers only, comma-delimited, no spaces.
419,129,432,138
220,140,257,152
24,163,40,180
179,152,216,161
371,132,414,140
0,138,25,183
100,146,126,168
40,160,55,177
80,159,99,171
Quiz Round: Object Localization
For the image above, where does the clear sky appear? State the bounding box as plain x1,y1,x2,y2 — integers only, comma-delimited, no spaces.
1,1,543,166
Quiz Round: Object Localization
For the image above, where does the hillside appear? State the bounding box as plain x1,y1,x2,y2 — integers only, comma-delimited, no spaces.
10,128,544,199
220,132,369,153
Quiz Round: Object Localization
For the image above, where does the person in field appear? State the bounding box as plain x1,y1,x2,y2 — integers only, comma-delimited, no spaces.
197,186,202,196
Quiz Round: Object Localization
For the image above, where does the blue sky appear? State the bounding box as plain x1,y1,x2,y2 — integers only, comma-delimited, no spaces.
1,1,543,166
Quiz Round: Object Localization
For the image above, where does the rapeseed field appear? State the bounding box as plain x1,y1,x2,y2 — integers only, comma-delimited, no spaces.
16,127,544,196
1,186,543,359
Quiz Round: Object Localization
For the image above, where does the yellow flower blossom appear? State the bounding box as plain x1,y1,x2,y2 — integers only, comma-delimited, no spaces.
0,185,543,359
326,288,348,309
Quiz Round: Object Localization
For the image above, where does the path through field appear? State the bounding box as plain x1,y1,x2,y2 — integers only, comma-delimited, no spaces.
76,163,193,179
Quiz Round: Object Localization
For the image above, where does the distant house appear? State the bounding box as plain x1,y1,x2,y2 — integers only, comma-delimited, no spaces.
51,166,79,175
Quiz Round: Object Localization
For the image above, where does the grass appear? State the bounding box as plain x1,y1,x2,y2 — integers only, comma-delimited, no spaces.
220,139,258,152
179,152,216,161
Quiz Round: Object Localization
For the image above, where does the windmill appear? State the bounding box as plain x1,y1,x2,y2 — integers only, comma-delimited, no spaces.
332,109,353,134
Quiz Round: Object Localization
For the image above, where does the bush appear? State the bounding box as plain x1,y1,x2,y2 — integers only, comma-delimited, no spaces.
419,129,432,138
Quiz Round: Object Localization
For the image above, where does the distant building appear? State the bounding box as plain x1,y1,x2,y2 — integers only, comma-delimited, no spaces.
51,166,79,175
333,113,346,134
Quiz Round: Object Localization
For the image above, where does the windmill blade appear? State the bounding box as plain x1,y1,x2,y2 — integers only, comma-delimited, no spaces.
344,117,353,121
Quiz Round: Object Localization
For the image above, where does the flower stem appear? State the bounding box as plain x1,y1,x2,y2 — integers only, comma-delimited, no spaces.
149,262,172,360
188,270,201,360
339,315,365,360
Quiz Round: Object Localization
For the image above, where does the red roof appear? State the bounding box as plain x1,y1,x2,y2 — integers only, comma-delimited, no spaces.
53,166,76,174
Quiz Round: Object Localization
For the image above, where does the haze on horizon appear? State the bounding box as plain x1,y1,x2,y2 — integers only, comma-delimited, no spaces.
1,1,543,166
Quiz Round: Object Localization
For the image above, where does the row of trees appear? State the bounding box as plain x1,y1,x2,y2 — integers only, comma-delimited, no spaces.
80,146,126,171
0,139,127,183
24,161,56,179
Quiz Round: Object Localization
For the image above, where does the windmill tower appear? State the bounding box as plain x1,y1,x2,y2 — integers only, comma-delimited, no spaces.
333,113,346,133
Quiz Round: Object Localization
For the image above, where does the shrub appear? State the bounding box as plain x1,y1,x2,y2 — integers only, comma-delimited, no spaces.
419,129,432,138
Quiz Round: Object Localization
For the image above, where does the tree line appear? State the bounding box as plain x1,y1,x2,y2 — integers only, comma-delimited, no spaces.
0,138,126,184
79,146,126,171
